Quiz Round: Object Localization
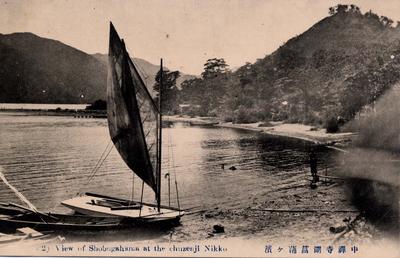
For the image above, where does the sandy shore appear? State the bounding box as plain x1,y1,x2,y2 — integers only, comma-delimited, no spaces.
2,111,355,145
165,115,356,145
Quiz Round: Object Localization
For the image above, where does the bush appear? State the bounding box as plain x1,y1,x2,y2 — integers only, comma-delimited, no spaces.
86,99,107,110
302,116,315,125
208,108,219,117
233,106,258,124
325,117,339,133
287,116,300,123
221,113,233,122
301,112,323,126
258,121,273,127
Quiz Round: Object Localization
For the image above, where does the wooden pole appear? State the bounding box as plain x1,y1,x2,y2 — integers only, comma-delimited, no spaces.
168,174,171,206
139,180,145,217
252,208,359,213
156,59,163,212
131,174,134,203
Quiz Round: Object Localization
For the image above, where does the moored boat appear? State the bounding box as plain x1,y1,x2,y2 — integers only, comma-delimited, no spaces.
61,22,184,224
0,202,31,216
0,204,181,235
62,193,182,223
0,212,134,234
0,227,57,244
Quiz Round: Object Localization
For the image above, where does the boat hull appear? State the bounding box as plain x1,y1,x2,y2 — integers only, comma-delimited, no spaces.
0,213,124,234
0,212,181,234
61,193,183,224
0,203,29,216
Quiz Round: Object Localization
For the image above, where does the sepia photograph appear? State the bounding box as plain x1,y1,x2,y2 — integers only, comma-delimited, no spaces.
0,0,399,257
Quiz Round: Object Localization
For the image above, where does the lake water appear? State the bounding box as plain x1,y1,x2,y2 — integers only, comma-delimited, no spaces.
0,112,336,241
0,103,89,110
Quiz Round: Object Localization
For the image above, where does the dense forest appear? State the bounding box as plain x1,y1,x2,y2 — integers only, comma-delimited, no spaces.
161,5,400,132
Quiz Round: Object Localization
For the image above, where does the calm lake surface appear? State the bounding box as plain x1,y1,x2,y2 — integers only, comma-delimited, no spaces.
0,103,88,110
0,112,336,240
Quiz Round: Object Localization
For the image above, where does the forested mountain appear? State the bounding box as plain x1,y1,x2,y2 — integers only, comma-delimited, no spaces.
179,5,400,128
0,32,107,103
0,33,194,103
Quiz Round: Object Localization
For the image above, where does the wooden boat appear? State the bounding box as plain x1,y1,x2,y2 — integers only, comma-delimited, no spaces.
61,23,184,224
0,212,178,233
0,227,56,244
0,202,30,216
62,192,181,222
0,213,120,233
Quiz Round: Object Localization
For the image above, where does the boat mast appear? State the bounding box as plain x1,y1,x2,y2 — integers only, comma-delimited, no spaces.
157,58,163,212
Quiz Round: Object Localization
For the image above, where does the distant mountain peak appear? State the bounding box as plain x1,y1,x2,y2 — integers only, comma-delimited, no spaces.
213,5,400,123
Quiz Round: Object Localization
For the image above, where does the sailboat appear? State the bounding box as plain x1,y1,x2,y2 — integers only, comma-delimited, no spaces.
61,23,183,225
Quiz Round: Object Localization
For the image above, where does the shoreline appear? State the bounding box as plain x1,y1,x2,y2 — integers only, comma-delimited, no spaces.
0,110,355,146
0,108,106,118
165,115,356,146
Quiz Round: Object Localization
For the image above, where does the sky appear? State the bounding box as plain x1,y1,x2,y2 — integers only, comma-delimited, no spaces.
1,0,400,75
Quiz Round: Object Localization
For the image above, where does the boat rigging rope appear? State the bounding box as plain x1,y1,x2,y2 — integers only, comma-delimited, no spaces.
166,131,172,206
139,180,145,217
137,63,150,80
76,140,113,195
171,147,181,211
167,128,181,211
0,168,38,212
87,143,114,183
132,58,150,81
131,174,135,203
0,169,51,224
88,140,113,178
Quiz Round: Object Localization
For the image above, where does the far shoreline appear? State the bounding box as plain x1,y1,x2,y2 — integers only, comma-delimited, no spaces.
0,108,106,118
0,109,356,147
164,115,356,147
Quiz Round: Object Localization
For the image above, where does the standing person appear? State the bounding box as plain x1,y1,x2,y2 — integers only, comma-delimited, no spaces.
309,148,319,187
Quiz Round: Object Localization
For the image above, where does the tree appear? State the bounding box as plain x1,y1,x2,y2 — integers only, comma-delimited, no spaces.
380,16,393,27
153,69,180,114
177,58,230,117
340,59,400,120
350,4,360,14
328,4,361,15
365,10,380,21
329,7,335,15
201,58,229,79
277,48,305,70
200,58,230,115
179,78,204,105
336,4,349,13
